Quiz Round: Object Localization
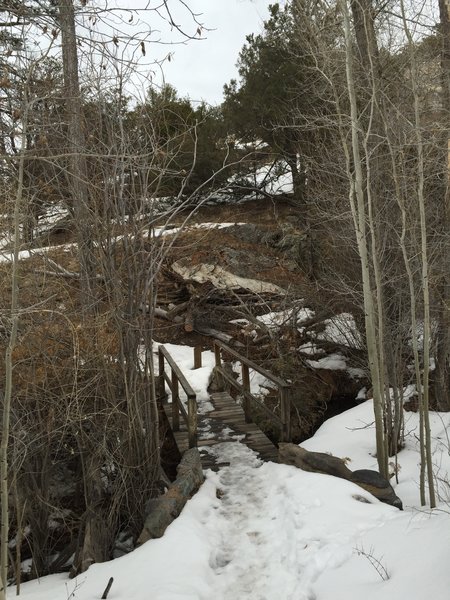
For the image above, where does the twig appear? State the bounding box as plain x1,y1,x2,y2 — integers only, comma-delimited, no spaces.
101,577,114,599
354,545,390,581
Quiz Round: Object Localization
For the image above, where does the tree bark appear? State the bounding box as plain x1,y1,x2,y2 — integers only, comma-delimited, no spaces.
435,0,450,410
0,97,28,600
340,0,388,477
59,0,97,311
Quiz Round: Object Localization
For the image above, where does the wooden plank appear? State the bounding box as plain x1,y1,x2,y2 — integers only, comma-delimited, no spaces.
213,340,290,388
165,385,277,469
159,345,196,399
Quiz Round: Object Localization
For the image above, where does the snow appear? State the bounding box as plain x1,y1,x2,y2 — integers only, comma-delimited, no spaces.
229,159,294,195
0,222,242,264
306,352,366,379
256,307,314,329
315,312,363,349
7,353,450,600
307,352,348,371
298,341,325,355
152,342,217,414
0,242,77,263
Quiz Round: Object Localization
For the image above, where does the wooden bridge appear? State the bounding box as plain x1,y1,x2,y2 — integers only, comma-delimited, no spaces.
158,341,292,470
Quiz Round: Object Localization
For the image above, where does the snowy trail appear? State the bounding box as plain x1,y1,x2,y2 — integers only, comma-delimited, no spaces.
205,443,308,600
200,442,395,600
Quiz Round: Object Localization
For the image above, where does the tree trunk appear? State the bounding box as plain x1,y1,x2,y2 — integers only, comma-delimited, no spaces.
0,98,28,600
340,0,388,478
70,452,108,577
435,0,450,410
59,0,97,310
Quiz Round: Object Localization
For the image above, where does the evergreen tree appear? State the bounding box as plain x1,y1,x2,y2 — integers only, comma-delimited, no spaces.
223,2,323,216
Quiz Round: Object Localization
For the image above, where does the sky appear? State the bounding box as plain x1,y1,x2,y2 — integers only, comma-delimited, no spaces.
110,0,275,105
156,0,271,104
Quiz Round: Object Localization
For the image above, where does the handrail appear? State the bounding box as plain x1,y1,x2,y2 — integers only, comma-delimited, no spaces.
213,340,292,442
158,345,197,448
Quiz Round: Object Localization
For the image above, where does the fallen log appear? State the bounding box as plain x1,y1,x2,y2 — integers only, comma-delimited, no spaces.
278,443,353,479
152,306,244,348
194,324,244,348
278,443,403,510
137,448,204,544
350,469,403,510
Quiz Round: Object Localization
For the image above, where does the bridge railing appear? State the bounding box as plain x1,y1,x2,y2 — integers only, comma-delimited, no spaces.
158,345,198,448
212,340,292,442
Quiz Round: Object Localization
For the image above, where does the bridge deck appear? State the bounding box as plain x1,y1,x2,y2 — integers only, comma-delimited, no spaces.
163,391,278,470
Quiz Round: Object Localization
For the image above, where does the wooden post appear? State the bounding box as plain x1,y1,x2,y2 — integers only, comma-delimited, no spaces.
242,363,252,423
171,370,180,432
280,387,291,442
280,387,286,442
158,347,166,401
187,396,198,448
194,346,202,369
214,342,221,367
184,307,194,332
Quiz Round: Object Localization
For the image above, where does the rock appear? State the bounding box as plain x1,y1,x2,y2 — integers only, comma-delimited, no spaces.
350,469,403,510
207,362,237,394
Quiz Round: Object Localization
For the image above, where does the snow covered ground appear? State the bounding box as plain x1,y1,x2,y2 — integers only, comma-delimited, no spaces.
12,342,450,600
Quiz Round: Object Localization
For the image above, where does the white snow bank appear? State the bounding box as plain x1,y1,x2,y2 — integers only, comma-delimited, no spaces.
298,342,325,356
0,242,77,263
229,159,294,195
306,352,365,379
256,306,314,329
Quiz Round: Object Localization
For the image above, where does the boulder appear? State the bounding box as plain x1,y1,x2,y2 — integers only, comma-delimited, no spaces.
350,469,403,510
278,443,403,510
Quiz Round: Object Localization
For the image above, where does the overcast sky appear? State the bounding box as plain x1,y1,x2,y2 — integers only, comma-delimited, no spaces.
156,0,272,104
111,0,275,106
80,1,281,105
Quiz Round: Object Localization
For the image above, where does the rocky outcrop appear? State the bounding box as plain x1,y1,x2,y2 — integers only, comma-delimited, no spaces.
278,443,403,510
137,448,204,545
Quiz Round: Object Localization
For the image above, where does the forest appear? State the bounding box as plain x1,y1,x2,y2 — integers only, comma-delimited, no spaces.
0,1,449,597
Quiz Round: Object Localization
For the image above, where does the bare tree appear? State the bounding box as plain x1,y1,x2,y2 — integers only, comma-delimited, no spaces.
435,0,450,410
287,0,444,497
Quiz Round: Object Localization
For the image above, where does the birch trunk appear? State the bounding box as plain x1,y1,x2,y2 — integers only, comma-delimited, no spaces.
340,0,387,477
435,0,450,410
0,95,28,600
400,0,436,507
